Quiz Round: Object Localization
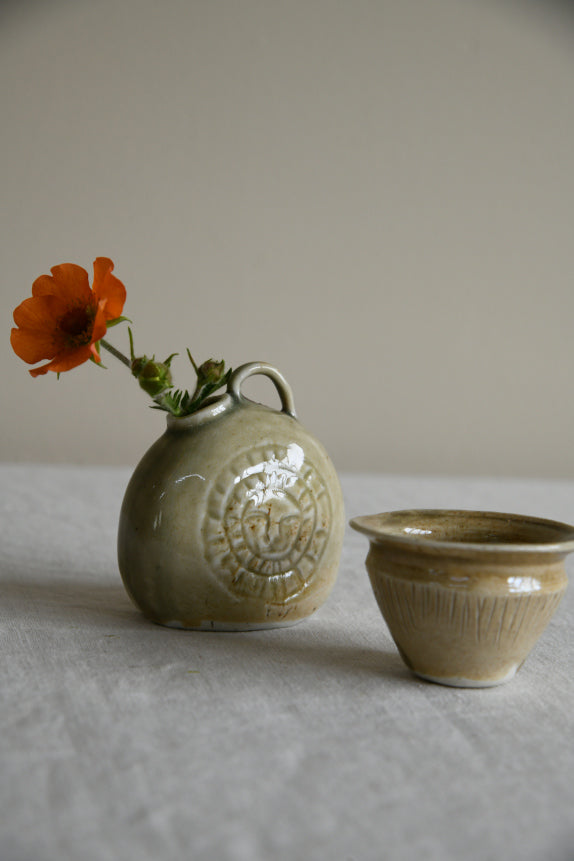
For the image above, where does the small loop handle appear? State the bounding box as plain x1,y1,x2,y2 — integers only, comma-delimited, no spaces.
227,362,297,418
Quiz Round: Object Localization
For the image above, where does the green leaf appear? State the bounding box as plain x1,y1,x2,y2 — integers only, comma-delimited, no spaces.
107,316,132,328
148,366,232,417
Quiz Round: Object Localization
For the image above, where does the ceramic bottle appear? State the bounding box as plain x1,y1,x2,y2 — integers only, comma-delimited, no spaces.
118,363,345,629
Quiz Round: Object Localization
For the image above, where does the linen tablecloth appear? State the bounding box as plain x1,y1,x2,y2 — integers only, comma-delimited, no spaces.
2,464,574,861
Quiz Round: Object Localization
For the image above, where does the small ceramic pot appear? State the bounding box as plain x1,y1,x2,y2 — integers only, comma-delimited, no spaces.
350,509,574,687
118,362,345,630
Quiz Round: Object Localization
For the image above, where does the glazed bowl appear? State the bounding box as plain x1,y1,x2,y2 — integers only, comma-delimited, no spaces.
350,509,574,687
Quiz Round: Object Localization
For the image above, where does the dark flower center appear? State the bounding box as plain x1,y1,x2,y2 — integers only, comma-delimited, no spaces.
59,304,95,345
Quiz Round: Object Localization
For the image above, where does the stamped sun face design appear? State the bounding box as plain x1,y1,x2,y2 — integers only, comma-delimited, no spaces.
203,443,331,603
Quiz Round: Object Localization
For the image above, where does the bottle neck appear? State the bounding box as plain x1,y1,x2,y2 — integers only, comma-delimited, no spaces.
166,393,235,432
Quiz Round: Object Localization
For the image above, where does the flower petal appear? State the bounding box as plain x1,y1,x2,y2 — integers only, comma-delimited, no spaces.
13,294,67,331
91,301,109,344
33,264,92,306
92,258,126,320
30,344,96,377
11,327,58,363
50,345,98,373
31,273,58,297
28,362,56,377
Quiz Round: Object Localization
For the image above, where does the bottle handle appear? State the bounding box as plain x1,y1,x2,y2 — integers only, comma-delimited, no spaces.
227,362,297,418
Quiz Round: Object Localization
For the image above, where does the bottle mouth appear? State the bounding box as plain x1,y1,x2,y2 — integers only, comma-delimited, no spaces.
166,393,234,431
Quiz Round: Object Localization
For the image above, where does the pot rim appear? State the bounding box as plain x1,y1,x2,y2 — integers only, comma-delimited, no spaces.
350,509,574,556
165,393,234,431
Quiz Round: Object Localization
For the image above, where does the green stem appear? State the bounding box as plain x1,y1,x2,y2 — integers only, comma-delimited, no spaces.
152,390,178,414
101,338,131,368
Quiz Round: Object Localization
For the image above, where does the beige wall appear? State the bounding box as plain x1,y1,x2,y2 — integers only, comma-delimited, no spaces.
2,0,574,477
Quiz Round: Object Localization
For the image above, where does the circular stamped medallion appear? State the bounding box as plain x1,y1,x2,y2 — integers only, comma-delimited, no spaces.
203,442,331,603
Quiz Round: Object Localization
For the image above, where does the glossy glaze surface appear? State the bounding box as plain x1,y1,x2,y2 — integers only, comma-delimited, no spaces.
118,363,345,629
351,509,574,686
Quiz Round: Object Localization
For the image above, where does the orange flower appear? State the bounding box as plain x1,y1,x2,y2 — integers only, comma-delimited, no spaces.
11,258,126,377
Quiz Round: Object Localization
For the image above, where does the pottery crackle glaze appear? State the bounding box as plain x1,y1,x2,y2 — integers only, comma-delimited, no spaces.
118,363,345,630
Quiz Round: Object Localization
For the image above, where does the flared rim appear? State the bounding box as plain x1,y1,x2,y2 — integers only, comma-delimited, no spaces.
350,509,574,556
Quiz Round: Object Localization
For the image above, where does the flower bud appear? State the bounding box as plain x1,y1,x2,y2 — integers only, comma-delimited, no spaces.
131,356,173,397
197,359,226,387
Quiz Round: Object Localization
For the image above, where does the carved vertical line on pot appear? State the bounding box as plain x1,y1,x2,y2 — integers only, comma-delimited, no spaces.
475,596,485,644
429,581,437,622
460,594,469,638
380,576,393,629
384,575,412,634
510,594,530,645
433,585,440,627
419,579,426,622
439,585,468,636
429,589,442,619
389,576,408,632
431,581,438,623
420,581,427,628
512,595,549,643
483,596,497,642
507,594,525,643
408,581,421,631
388,578,406,630
426,583,434,620
423,580,432,628
495,597,511,646
400,579,415,632
448,589,458,629
419,579,428,626
439,586,447,629
484,597,496,643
